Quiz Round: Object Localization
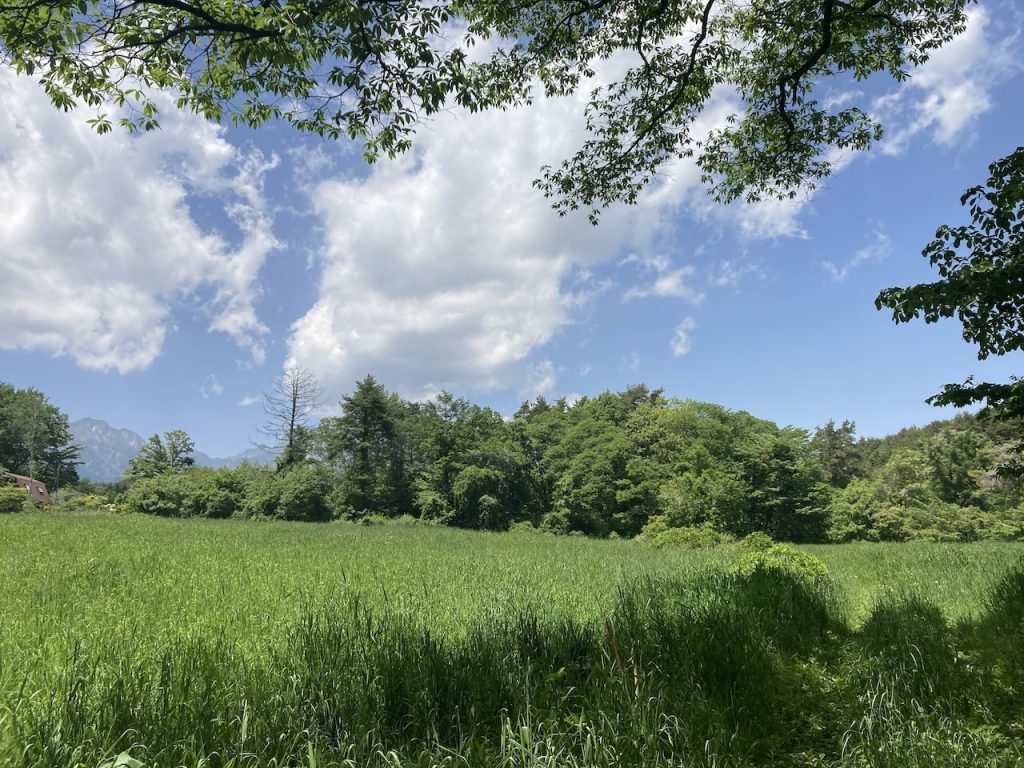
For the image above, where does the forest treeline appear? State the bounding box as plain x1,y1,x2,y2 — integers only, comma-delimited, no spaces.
44,375,1023,544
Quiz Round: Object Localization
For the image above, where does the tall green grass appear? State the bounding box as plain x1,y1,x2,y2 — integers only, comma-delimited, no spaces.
0,515,1021,767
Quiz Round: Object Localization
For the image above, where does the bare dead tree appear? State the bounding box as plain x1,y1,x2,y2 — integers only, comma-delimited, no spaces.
257,367,323,469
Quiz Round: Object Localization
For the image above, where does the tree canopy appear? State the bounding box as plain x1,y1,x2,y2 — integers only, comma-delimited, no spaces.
102,376,1024,543
0,382,80,488
0,0,969,218
124,429,196,479
877,147,1024,458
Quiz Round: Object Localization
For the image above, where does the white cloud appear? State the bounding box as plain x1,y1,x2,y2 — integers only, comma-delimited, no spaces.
0,71,278,372
286,50,830,400
621,253,705,303
686,178,812,240
200,374,224,399
287,89,674,400
561,269,615,309
522,359,558,399
823,89,865,110
713,195,812,240
822,229,892,282
878,7,1020,155
579,363,593,377
238,395,261,407
670,317,697,357
709,259,767,288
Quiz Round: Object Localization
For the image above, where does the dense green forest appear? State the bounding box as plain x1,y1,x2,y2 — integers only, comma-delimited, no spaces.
6,376,1022,543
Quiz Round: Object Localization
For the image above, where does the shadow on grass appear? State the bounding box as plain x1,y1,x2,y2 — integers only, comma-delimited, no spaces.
5,566,1023,767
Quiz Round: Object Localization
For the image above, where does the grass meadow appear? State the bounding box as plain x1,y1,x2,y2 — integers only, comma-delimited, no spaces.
0,514,1021,767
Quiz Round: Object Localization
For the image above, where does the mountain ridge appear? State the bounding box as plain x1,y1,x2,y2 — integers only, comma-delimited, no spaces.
70,418,274,482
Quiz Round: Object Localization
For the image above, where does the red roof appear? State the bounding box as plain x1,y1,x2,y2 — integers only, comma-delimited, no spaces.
5,473,51,504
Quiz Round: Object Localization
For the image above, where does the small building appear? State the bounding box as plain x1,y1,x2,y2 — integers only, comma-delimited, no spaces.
3,473,52,505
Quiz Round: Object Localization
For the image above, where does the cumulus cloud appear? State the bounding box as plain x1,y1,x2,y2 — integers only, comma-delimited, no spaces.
238,395,261,407
287,91,671,400
822,229,892,282
621,254,705,303
0,71,278,372
285,48,835,399
670,318,697,357
698,194,812,240
878,7,1020,155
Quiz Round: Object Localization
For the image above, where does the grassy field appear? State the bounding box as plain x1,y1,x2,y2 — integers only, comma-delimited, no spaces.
0,514,1021,767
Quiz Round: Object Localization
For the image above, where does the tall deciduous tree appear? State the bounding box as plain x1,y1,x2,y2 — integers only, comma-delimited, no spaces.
258,367,322,469
0,0,968,217
0,382,81,487
125,430,195,480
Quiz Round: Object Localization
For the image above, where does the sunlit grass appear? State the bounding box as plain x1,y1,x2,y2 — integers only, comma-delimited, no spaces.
0,514,1021,767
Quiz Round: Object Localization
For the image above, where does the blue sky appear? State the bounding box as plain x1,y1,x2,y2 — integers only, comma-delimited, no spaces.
1,5,1022,457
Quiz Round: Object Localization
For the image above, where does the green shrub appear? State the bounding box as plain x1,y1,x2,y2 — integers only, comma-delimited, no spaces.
508,520,540,534
539,510,571,535
121,474,187,516
736,542,832,590
739,531,774,552
121,469,245,518
634,514,670,540
637,519,734,549
827,477,881,542
274,465,331,521
0,485,27,514
242,464,333,522
58,494,108,513
413,488,453,523
356,513,425,527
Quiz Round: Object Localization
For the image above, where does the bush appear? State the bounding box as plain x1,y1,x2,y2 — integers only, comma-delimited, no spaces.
413,488,453,524
739,531,774,552
634,513,670,541
242,464,334,522
736,542,832,590
355,514,427,527
58,494,109,514
872,502,1024,543
508,520,540,534
827,478,881,542
121,474,186,516
539,510,571,535
636,518,733,549
121,468,245,518
0,485,26,514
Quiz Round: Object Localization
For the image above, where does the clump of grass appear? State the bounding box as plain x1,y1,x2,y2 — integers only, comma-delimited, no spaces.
838,587,1022,768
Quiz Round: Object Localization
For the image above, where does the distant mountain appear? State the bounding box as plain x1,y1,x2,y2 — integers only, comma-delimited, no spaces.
71,418,146,482
193,446,278,470
70,418,275,482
